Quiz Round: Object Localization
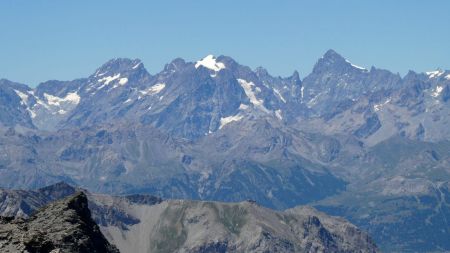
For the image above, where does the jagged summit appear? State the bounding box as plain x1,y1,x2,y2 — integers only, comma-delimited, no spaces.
87,57,150,89
255,66,301,81
95,58,144,75
255,66,269,76
312,49,368,74
322,49,345,61
163,57,187,72
313,49,346,73
291,70,301,81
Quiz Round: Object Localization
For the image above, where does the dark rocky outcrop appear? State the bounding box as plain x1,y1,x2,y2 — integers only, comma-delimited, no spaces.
0,192,119,253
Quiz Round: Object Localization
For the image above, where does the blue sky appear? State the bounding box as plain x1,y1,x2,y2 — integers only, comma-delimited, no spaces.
1,0,449,86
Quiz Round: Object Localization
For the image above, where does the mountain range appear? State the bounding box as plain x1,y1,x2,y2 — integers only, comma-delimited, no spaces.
0,49,449,251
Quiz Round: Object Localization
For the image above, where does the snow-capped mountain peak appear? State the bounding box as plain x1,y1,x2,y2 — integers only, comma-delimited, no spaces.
195,54,226,72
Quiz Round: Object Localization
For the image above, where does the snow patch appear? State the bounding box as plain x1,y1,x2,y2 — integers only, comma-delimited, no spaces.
445,74,450,80
426,70,444,79
118,78,128,85
219,114,244,129
15,89,37,118
273,89,286,103
275,109,283,120
237,79,264,107
345,59,367,70
32,92,80,118
373,98,391,112
111,78,129,89
431,86,443,97
195,55,226,72
35,98,50,110
149,83,166,94
27,109,36,118
139,83,166,97
267,190,274,199
132,62,141,69
239,104,249,110
307,92,323,108
14,90,29,105
98,73,121,86
300,86,305,99
44,92,80,106
95,71,107,77
57,109,67,115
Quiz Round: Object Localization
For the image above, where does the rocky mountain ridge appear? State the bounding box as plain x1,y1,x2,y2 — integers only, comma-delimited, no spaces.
1,50,448,142
0,182,379,253
0,50,449,251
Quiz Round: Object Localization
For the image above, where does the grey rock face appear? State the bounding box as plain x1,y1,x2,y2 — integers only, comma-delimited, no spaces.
94,197,378,253
354,113,381,138
0,79,35,128
0,192,119,253
442,84,450,102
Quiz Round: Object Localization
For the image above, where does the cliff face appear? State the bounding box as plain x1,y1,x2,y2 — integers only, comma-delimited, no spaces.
0,192,119,253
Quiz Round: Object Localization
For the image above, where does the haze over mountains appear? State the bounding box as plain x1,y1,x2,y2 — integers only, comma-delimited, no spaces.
0,49,449,251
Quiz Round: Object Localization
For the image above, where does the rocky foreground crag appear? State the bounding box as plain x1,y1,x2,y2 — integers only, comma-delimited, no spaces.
0,183,378,253
0,192,119,253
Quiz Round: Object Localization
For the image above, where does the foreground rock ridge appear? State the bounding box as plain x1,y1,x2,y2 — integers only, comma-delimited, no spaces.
0,191,119,253
0,184,378,253
1,50,449,251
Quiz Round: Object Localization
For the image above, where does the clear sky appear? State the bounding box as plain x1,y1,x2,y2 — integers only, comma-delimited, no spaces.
1,0,449,86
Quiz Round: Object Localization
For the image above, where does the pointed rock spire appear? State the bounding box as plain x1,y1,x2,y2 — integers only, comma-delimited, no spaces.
312,49,348,73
